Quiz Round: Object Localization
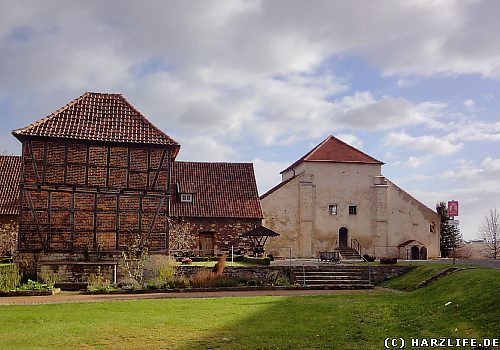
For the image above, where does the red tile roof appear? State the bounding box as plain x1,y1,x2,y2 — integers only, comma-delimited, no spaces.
0,156,21,215
13,92,180,153
281,135,383,174
171,162,263,219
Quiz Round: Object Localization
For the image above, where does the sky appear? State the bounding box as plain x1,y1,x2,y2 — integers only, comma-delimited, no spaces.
1,0,500,240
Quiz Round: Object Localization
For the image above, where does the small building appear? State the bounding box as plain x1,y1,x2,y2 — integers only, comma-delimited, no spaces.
0,155,21,258
170,161,263,255
261,135,440,259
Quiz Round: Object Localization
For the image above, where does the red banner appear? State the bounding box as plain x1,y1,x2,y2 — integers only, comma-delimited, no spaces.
448,200,459,217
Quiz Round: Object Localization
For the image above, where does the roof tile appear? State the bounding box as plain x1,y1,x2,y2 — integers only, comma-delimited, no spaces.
281,135,383,173
13,92,179,149
171,162,263,219
0,156,21,215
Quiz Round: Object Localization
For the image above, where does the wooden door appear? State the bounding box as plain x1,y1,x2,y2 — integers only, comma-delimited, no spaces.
199,232,214,256
339,227,348,247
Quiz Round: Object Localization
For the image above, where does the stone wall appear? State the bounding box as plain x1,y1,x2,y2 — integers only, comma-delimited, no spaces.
368,265,414,284
0,215,18,256
173,217,261,255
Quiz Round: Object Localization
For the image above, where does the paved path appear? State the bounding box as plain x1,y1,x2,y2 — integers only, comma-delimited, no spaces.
0,288,381,306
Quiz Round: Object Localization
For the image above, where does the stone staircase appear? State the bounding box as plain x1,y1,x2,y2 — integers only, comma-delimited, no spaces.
338,246,363,261
292,265,373,289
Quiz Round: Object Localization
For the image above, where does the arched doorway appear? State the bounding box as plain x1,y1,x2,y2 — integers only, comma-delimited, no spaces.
420,247,427,260
339,227,348,247
411,245,420,260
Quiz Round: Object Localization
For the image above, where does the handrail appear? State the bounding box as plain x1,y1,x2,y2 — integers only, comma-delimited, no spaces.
350,238,365,261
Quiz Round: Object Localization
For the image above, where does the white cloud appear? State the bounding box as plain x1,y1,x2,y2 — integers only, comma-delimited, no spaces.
482,157,500,172
384,131,463,156
337,134,362,149
252,158,291,195
175,135,238,162
463,99,475,108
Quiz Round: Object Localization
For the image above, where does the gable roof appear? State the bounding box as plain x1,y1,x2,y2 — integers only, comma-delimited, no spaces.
281,135,383,174
13,92,180,154
0,156,21,215
171,161,263,219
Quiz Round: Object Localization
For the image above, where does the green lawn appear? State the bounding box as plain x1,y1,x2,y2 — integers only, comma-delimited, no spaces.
0,268,498,350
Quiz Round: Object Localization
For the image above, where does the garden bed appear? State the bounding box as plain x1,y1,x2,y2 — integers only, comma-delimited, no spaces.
0,288,61,297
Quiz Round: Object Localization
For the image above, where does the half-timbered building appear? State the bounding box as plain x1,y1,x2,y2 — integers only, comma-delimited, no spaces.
10,92,262,282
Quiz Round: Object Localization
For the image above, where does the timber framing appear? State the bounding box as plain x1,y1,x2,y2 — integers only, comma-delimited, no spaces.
17,138,175,253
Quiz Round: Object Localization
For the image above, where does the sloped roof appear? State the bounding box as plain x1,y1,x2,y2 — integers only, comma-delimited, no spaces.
281,135,383,174
0,156,21,215
13,92,180,153
171,162,263,219
242,226,280,237
259,171,302,200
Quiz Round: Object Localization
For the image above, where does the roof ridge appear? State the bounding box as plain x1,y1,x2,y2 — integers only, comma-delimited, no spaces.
312,135,382,164
280,134,383,174
119,94,179,146
12,92,180,149
13,92,88,136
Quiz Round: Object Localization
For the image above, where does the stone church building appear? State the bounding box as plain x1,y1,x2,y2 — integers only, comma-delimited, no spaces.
261,135,440,260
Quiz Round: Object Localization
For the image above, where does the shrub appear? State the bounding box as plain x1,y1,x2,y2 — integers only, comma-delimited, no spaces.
267,271,292,286
18,279,51,291
39,266,59,288
0,263,21,291
212,255,226,276
190,270,216,288
363,254,376,262
380,257,398,264
87,266,115,292
209,275,238,288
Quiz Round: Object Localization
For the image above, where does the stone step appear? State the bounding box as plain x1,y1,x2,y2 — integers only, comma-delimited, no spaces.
301,284,374,290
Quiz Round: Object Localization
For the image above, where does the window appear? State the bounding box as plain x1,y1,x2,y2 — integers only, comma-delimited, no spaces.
328,204,337,215
348,205,357,215
180,193,193,203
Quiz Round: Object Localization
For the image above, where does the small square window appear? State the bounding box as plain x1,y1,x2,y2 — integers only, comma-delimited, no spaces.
328,204,337,215
349,205,357,215
180,193,193,203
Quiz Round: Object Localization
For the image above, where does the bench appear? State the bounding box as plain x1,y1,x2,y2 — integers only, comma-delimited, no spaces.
319,251,341,264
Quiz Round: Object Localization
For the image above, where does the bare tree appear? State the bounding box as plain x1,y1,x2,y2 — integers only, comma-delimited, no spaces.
478,208,500,259
168,219,197,256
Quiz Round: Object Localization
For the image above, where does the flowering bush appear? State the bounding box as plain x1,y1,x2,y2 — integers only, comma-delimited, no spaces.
181,257,192,264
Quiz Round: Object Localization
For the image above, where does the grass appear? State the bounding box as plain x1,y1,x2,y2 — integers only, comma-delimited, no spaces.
379,265,457,291
0,268,498,349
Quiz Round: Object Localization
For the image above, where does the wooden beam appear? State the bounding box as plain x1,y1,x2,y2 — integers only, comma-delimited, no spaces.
47,191,52,249
85,145,90,186
42,141,47,183
63,143,68,184
93,192,98,249
151,149,166,190
116,193,120,250
105,145,111,188
146,148,151,189
25,190,48,250
27,141,40,183
70,191,75,250
145,197,164,242
126,146,131,188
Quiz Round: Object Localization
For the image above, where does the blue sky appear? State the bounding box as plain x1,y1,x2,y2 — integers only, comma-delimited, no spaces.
1,0,500,240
